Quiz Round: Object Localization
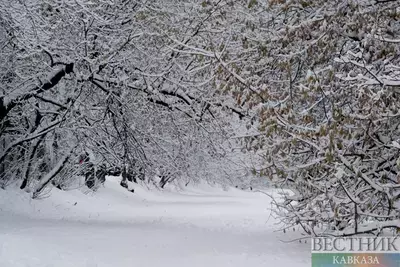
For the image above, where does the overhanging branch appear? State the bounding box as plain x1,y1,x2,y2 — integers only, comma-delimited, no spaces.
0,63,74,122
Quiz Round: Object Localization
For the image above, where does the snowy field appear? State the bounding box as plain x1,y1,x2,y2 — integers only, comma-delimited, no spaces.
0,178,310,267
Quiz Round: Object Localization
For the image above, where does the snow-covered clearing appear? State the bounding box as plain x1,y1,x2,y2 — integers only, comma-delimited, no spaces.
0,178,310,267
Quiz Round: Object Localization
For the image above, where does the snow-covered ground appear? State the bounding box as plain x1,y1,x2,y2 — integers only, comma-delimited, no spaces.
0,178,310,267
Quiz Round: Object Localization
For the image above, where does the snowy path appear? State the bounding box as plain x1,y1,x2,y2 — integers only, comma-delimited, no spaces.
0,180,310,267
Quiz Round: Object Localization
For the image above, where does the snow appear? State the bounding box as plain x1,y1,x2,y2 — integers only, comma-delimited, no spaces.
0,178,310,267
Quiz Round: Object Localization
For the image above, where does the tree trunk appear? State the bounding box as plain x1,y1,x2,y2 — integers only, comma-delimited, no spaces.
33,152,71,199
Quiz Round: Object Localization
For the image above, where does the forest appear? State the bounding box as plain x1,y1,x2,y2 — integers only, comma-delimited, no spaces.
1,0,399,241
